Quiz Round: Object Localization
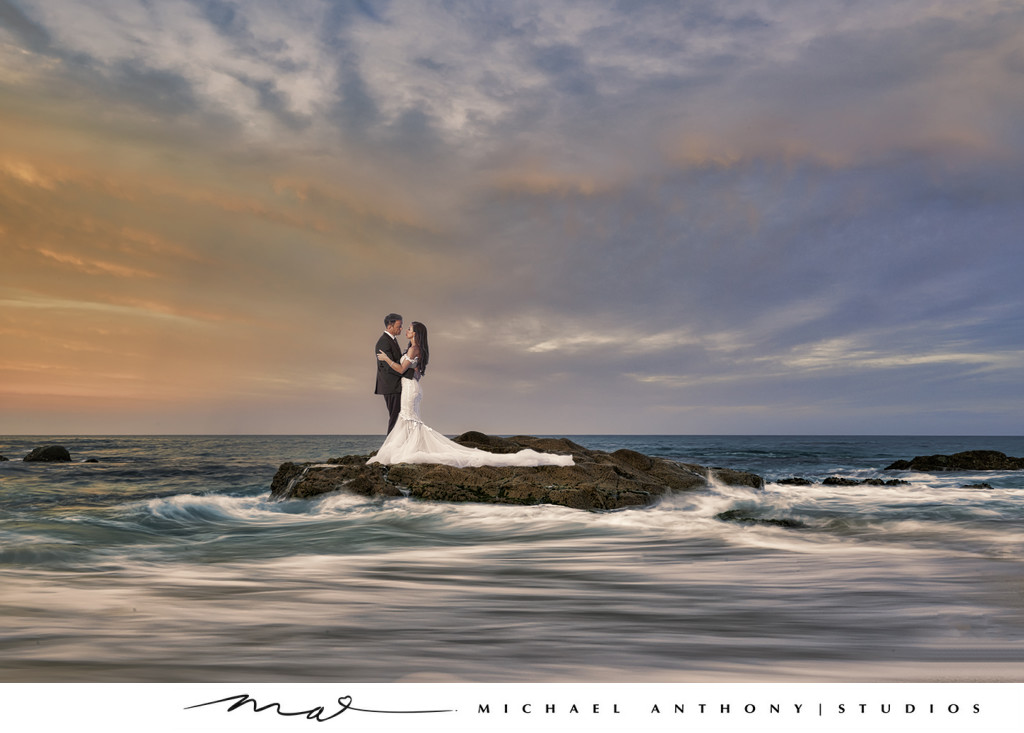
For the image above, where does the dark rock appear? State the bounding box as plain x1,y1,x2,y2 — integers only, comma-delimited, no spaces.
83,458,99,463
823,476,861,486
23,445,71,462
715,509,805,529
269,434,765,511
822,476,909,487
708,466,764,490
963,483,993,489
778,477,813,486
610,448,655,471
885,450,1024,472
269,456,402,501
0,455,8,462
508,435,586,454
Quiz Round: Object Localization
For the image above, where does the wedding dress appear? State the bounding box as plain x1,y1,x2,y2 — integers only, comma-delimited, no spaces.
367,371,574,468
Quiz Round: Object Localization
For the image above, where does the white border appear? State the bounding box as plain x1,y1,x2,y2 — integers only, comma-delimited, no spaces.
4,682,1021,732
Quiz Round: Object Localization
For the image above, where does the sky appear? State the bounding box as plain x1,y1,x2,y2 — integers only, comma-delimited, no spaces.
1,0,1022,436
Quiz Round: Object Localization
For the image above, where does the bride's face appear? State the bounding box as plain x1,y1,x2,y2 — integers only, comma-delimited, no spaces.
405,326,415,340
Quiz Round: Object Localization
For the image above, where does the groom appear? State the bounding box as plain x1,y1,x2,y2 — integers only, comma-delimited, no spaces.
375,313,411,433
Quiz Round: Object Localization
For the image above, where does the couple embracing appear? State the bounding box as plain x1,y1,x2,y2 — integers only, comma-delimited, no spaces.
369,313,573,469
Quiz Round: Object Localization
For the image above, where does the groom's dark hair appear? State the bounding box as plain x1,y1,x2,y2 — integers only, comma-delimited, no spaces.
384,313,403,327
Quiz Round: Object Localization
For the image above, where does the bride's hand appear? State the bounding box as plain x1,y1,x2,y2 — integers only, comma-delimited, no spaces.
377,351,389,362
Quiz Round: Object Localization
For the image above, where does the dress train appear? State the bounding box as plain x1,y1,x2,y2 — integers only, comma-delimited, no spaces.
367,377,574,468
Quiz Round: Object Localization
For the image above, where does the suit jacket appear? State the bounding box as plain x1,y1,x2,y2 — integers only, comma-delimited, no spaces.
374,332,412,395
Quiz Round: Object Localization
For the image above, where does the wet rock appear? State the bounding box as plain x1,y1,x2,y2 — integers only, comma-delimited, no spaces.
269,455,400,501
269,433,765,511
822,476,910,487
822,477,860,486
23,445,71,462
962,483,993,489
708,466,765,490
886,450,1024,471
715,509,805,529
0,455,8,462
778,477,813,486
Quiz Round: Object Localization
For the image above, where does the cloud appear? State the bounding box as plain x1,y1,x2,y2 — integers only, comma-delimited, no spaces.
1,158,58,189
36,248,159,279
1,0,1022,433
0,0,51,52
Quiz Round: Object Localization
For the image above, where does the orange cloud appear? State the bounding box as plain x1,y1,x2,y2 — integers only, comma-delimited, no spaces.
490,169,613,197
0,158,60,189
37,248,159,279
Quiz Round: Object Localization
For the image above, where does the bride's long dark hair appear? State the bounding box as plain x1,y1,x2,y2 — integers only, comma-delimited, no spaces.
412,321,429,375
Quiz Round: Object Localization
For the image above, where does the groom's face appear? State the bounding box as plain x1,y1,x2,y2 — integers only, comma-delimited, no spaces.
387,320,403,336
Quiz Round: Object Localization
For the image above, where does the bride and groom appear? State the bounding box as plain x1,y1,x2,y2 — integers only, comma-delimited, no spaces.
369,313,573,468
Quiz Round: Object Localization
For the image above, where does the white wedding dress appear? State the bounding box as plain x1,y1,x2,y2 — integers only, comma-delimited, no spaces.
367,369,574,468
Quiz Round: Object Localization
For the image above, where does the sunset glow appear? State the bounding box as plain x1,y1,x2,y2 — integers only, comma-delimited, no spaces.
2,0,1022,434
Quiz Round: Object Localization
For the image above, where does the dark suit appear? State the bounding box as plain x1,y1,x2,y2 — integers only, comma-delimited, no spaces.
375,332,412,433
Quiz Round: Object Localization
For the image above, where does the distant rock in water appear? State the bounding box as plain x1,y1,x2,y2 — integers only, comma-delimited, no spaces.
23,445,72,462
270,432,765,511
885,450,1024,472
715,509,805,529
777,476,908,487
0,455,8,462
822,476,909,487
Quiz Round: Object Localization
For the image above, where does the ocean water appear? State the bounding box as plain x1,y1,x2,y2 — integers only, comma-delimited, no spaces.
1,435,1022,683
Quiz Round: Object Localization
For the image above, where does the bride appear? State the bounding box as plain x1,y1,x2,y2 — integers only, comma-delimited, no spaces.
367,321,574,468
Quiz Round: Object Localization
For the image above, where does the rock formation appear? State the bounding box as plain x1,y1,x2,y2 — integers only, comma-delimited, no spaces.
822,476,909,486
715,509,805,529
777,476,908,487
885,450,1024,471
23,445,72,462
270,432,764,511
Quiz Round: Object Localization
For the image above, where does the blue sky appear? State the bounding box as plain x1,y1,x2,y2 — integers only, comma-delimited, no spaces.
1,0,1022,434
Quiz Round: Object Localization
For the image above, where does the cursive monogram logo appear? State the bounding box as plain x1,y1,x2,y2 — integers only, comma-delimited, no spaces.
186,693,455,723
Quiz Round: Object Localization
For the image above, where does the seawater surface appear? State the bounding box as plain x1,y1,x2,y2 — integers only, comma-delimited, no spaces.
1,435,1022,682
